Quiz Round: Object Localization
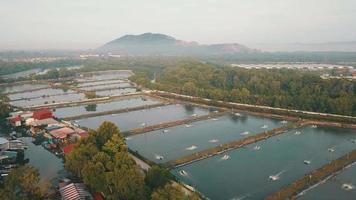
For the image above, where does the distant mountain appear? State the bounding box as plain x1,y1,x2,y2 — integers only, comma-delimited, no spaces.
97,33,257,56
250,41,356,52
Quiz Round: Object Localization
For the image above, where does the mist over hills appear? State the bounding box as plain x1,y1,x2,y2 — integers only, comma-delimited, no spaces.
97,33,258,56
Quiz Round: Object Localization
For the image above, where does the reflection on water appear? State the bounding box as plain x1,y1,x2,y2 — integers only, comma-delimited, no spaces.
85,104,97,112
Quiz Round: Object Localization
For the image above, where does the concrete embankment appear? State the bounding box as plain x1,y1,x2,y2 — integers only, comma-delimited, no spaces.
265,149,356,200
166,121,306,168
152,91,356,124
62,102,170,121
125,111,228,136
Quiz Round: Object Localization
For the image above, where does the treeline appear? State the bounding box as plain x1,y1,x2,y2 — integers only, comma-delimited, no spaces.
0,59,83,76
131,64,356,116
65,121,199,200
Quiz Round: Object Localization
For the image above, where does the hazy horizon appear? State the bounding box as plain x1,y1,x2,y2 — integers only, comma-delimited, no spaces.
1,0,356,50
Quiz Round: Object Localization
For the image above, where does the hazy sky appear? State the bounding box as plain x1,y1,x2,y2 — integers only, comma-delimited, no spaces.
1,0,356,50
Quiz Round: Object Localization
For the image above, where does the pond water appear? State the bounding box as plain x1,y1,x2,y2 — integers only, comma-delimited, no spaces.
80,82,133,91
10,93,87,107
0,83,48,94
127,114,285,163
8,88,75,100
77,104,210,132
172,126,356,200
299,162,356,200
22,137,65,181
95,88,137,97
78,71,132,82
76,80,126,87
53,97,161,118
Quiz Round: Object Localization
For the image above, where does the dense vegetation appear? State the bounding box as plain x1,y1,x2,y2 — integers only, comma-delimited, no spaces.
0,165,50,200
0,59,83,76
131,64,356,116
65,121,198,200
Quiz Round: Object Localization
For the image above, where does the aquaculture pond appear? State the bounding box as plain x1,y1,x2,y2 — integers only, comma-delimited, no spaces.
78,71,132,82
0,83,48,94
77,104,210,132
8,88,75,101
79,82,133,91
127,114,285,163
299,163,356,200
172,126,356,200
22,137,66,181
10,93,87,107
76,79,125,87
95,88,137,97
53,97,161,118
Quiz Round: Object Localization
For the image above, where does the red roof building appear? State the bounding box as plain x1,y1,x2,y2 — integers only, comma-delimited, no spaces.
49,127,75,139
9,115,22,127
62,143,76,155
33,109,53,120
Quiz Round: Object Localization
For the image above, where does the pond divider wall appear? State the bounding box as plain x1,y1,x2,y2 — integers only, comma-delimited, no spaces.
62,102,171,121
265,149,356,200
124,111,228,136
166,121,307,168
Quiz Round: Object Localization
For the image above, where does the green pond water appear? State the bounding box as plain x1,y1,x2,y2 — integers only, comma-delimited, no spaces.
299,162,356,200
10,93,87,107
172,126,356,200
22,137,66,181
8,88,75,100
0,83,47,94
95,88,137,97
127,114,285,163
76,80,125,87
77,104,211,132
80,82,132,91
53,97,161,118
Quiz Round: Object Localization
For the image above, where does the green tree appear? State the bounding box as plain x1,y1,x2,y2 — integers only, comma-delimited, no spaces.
151,184,185,200
0,165,50,200
145,166,173,191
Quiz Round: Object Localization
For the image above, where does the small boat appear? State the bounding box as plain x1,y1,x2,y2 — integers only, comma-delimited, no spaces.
141,122,146,126
155,154,164,160
186,145,197,150
125,137,132,140
240,131,250,135
341,183,354,191
179,170,188,176
281,120,287,124
221,154,230,160
269,175,280,181
191,113,198,117
261,125,268,129
295,131,301,135
211,118,218,121
304,160,311,165
253,145,261,151
269,171,284,181
185,124,193,128
213,110,219,113
209,139,219,143
234,113,241,116
328,148,335,152
162,129,170,133
311,125,318,128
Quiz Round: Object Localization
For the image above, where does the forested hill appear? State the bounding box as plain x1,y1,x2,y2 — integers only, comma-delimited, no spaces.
131,64,356,116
